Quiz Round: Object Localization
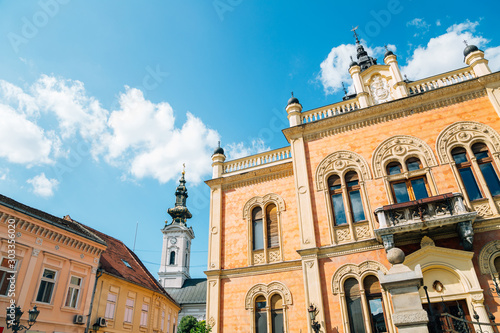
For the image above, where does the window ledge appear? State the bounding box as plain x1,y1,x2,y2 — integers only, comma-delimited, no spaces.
30,301,54,310
123,322,133,330
60,306,81,314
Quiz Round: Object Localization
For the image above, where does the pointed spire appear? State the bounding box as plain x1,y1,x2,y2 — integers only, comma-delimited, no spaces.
167,167,192,225
350,27,377,72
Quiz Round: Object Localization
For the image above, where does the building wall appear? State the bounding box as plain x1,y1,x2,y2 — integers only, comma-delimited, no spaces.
91,273,180,333
0,205,105,333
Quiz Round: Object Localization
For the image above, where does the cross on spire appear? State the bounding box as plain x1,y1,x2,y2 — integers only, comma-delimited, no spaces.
463,40,469,46
351,26,360,44
341,82,348,96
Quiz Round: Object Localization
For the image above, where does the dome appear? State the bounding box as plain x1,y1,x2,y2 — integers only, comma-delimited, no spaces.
287,92,299,105
213,146,225,155
464,44,479,57
349,60,359,68
384,49,394,58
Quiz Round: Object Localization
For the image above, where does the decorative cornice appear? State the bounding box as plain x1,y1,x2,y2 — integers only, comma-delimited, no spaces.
0,212,105,256
214,163,293,190
282,72,500,143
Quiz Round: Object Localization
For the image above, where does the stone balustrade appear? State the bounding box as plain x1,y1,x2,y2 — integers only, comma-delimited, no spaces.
223,146,291,175
300,98,360,124
407,67,476,95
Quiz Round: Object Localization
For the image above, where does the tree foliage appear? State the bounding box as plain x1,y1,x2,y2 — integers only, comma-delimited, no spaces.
191,320,212,333
177,315,198,333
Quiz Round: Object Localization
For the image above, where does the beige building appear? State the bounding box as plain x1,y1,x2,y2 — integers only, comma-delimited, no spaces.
205,37,500,333
0,194,107,332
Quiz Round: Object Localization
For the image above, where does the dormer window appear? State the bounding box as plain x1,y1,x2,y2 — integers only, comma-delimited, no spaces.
121,259,132,269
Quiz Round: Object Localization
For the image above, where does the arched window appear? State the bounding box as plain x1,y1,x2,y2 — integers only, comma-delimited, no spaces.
451,147,482,201
386,158,429,203
328,171,367,226
473,143,500,196
270,294,283,333
244,194,285,265
255,295,267,333
252,207,264,250
344,276,388,333
169,251,176,265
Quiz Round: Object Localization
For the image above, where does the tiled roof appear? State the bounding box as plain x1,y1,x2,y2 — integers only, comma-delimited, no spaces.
164,278,207,305
0,194,105,245
85,226,179,306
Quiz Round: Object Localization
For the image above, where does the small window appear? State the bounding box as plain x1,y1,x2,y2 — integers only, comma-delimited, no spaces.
36,269,57,303
388,159,429,203
364,275,387,332
124,298,134,323
266,204,279,248
64,276,82,308
452,147,483,201
121,259,132,268
345,171,366,222
252,207,264,250
105,293,117,319
473,143,500,196
406,157,422,171
387,162,402,175
255,296,267,333
169,251,176,265
0,258,16,296
141,303,149,326
271,294,284,333
329,175,347,225
161,310,165,330
345,278,365,333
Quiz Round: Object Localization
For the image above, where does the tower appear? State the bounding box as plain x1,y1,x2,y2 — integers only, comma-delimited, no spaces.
158,168,194,288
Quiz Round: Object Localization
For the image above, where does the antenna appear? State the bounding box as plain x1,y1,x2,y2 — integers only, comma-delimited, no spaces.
133,221,138,252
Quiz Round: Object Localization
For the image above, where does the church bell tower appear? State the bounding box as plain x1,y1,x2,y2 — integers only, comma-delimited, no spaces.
158,168,194,288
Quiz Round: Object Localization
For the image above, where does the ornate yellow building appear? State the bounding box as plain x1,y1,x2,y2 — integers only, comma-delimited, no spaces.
205,38,500,333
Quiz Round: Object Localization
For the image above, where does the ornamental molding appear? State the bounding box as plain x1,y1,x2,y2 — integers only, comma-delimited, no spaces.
0,212,104,256
332,260,388,294
222,168,293,191
242,193,286,219
392,310,429,325
245,281,292,309
315,150,372,191
372,135,438,178
478,240,500,274
436,121,500,164
291,87,488,143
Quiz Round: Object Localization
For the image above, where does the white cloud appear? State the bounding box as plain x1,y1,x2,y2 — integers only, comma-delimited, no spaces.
401,20,499,79
226,139,270,160
0,168,8,181
407,18,431,37
27,173,59,197
101,87,220,184
317,43,394,95
436,20,441,27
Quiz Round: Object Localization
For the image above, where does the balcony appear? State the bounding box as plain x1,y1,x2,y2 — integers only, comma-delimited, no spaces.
374,193,477,251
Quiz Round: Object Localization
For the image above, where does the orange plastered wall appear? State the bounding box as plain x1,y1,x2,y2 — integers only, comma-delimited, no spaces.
221,174,300,269
220,270,306,332
305,96,500,247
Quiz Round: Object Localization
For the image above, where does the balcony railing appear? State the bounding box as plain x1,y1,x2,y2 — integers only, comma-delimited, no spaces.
223,146,292,175
407,67,476,95
374,193,477,251
300,97,360,124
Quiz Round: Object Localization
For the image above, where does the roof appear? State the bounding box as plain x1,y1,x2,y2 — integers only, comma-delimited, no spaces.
0,194,105,245
164,278,207,305
84,226,179,307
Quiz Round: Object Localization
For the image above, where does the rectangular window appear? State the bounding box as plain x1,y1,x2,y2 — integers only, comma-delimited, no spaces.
479,162,500,196
255,311,267,333
349,190,366,222
105,293,117,319
332,193,347,225
64,276,82,308
124,298,134,323
252,219,264,250
458,167,483,200
410,178,429,200
0,258,16,296
161,310,165,330
36,268,57,303
167,313,171,333
141,303,149,326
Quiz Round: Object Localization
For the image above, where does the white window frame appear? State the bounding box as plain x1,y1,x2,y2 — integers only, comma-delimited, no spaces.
64,275,82,308
140,303,149,326
0,257,17,297
105,292,117,319
36,268,58,304
124,298,134,323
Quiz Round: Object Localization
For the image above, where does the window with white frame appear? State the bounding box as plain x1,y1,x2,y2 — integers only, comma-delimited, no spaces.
140,303,149,326
36,268,57,303
124,298,134,323
105,292,117,319
64,276,82,308
167,312,171,333
161,310,165,330
0,258,17,296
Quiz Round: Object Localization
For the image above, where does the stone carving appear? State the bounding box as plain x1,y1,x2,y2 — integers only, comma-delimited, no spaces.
436,121,500,164
370,75,393,105
355,225,370,239
242,193,286,219
32,249,40,257
268,249,281,263
381,234,394,252
55,245,60,250
474,203,494,218
253,252,265,265
336,228,351,242
372,135,438,178
457,221,474,251
36,237,43,245
332,260,388,294
315,150,372,191
478,240,500,274
305,261,314,268
207,317,216,327
211,226,218,234
470,293,484,302
392,311,429,325
245,281,293,309
420,236,435,248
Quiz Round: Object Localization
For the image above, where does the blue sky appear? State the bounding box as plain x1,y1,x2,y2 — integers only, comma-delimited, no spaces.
0,0,499,278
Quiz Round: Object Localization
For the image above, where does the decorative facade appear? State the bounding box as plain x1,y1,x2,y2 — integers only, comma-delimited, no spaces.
205,37,500,333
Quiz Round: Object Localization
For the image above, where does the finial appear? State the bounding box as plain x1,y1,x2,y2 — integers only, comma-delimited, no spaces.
291,91,294,98
218,141,221,148
404,74,408,81
182,163,185,175
350,56,354,62
341,82,348,95
384,44,389,51
351,26,360,44
463,40,468,46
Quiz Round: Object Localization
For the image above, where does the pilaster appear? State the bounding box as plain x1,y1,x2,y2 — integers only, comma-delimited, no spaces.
206,276,220,333
301,253,326,333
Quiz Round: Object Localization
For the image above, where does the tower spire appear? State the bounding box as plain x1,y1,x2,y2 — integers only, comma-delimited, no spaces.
167,167,192,225
350,27,377,72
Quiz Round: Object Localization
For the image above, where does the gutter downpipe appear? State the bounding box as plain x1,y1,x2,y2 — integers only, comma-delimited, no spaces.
85,267,103,333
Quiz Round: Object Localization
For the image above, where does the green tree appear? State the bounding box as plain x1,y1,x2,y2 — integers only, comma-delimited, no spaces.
177,315,198,333
190,320,212,333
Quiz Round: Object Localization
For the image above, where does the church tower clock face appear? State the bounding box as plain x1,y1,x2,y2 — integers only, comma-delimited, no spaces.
170,237,177,245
